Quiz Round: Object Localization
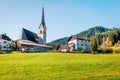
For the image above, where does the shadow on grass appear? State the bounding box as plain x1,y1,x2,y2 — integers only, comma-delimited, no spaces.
0,50,13,54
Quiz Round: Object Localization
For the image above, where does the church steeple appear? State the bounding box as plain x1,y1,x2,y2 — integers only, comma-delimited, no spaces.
39,7,45,28
38,1,46,44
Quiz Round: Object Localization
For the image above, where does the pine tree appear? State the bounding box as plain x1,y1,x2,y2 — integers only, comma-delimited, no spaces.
90,37,98,53
96,33,102,46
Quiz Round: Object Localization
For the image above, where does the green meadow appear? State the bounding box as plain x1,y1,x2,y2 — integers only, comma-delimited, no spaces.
0,52,120,80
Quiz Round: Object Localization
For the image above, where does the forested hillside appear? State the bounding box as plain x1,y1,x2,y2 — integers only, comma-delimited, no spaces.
75,26,111,38
47,26,112,49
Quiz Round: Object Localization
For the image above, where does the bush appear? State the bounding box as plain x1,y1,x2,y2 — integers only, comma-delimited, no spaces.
113,47,120,53
98,48,113,53
76,48,90,53
0,50,13,54
97,48,102,53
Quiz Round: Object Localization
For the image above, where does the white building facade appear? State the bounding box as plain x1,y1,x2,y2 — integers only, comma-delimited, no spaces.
0,34,12,50
68,36,90,52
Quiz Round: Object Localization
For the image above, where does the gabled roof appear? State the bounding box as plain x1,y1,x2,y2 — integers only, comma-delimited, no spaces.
57,44,68,50
68,36,90,42
76,37,90,41
20,28,39,43
0,34,12,41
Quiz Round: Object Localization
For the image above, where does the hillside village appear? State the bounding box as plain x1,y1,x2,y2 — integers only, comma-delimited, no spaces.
1,5,120,53
0,6,52,52
0,3,92,53
1,1,120,80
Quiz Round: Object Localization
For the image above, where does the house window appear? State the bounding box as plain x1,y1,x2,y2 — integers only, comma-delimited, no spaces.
40,30,42,34
4,41,6,44
81,44,83,46
81,40,83,42
4,46,6,48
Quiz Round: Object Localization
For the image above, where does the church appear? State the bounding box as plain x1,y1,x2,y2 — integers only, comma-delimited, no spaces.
16,6,52,52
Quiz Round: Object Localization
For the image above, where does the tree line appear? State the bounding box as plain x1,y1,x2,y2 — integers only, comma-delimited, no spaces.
90,29,120,53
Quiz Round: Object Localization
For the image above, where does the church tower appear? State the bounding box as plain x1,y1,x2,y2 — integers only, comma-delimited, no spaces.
39,5,46,44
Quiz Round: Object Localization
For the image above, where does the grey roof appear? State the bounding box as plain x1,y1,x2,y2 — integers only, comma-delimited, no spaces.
68,36,90,42
0,34,12,41
20,28,39,43
76,37,90,41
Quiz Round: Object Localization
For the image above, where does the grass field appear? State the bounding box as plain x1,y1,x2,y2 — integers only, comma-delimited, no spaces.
0,52,120,80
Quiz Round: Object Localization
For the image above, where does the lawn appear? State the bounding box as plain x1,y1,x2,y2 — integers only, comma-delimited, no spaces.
0,52,120,80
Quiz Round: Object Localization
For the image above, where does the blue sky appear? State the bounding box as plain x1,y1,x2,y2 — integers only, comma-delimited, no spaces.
0,0,120,42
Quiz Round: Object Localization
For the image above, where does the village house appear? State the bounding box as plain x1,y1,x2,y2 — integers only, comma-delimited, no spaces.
68,36,90,52
57,36,90,52
0,34,13,50
57,44,68,52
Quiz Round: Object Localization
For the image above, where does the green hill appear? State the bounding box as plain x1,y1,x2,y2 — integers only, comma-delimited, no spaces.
75,26,111,38
47,26,111,49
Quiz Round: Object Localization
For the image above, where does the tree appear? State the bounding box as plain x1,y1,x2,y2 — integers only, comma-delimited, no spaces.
108,41,113,47
8,41,14,50
96,33,102,46
90,37,98,53
108,32,115,45
0,44,1,50
106,37,109,47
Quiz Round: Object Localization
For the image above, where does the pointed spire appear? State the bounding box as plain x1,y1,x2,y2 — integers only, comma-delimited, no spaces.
41,7,45,26
39,0,45,28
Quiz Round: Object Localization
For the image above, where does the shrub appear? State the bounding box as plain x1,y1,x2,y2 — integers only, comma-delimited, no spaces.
97,48,102,53
76,48,90,53
113,47,120,53
98,48,113,53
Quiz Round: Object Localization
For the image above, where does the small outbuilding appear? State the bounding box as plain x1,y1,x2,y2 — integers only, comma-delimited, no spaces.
57,44,68,52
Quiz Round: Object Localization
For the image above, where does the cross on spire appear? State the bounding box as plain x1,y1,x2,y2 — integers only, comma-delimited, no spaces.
42,0,44,7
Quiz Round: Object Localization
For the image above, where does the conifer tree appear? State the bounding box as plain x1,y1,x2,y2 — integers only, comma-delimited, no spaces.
90,37,98,53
